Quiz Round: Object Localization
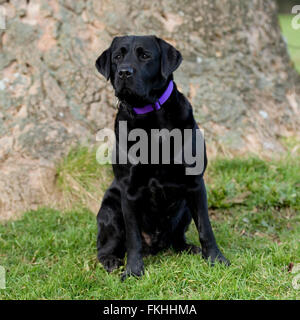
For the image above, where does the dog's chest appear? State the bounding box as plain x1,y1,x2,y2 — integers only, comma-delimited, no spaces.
127,165,187,208
147,177,184,209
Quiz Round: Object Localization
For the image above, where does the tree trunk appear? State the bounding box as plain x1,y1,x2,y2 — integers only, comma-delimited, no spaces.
0,0,299,219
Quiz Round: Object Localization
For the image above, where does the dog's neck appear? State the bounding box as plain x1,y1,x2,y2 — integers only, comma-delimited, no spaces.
132,80,173,115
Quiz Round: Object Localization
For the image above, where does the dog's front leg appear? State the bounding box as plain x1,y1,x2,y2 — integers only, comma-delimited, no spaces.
188,177,230,266
120,193,144,281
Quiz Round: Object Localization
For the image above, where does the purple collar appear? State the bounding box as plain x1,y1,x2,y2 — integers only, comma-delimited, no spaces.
133,80,174,115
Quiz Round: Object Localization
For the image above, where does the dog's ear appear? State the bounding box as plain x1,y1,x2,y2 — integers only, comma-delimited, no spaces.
95,47,111,80
155,37,182,79
95,38,118,80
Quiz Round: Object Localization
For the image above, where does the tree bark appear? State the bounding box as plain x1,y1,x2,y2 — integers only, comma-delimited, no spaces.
0,0,299,219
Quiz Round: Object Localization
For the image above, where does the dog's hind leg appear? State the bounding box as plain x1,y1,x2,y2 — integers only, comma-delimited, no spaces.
97,180,125,272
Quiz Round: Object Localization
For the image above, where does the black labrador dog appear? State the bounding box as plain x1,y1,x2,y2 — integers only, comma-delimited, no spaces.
95,35,229,280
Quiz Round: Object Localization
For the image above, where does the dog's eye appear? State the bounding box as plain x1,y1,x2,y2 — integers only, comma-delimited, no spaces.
114,54,122,60
140,53,150,60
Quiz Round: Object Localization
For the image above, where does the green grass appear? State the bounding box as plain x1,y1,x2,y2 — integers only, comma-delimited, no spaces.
0,14,299,301
0,152,299,299
56,146,113,210
279,14,300,73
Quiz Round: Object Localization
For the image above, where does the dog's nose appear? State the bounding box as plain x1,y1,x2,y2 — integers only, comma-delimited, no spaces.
118,67,134,79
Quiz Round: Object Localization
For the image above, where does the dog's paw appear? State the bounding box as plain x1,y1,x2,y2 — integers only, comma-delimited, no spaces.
187,244,202,254
174,243,202,255
202,248,230,266
99,255,123,273
213,253,230,266
120,263,144,281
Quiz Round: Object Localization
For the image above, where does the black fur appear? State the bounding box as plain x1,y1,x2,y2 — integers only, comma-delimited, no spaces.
95,35,230,280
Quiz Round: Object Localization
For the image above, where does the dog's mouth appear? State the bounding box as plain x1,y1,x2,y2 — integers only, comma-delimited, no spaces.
115,84,150,107
117,86,135,99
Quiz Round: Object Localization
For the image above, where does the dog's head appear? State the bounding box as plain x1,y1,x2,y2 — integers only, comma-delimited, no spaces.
95,35,182,106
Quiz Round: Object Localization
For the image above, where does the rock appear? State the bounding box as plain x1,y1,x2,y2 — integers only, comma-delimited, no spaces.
0,0,299,219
